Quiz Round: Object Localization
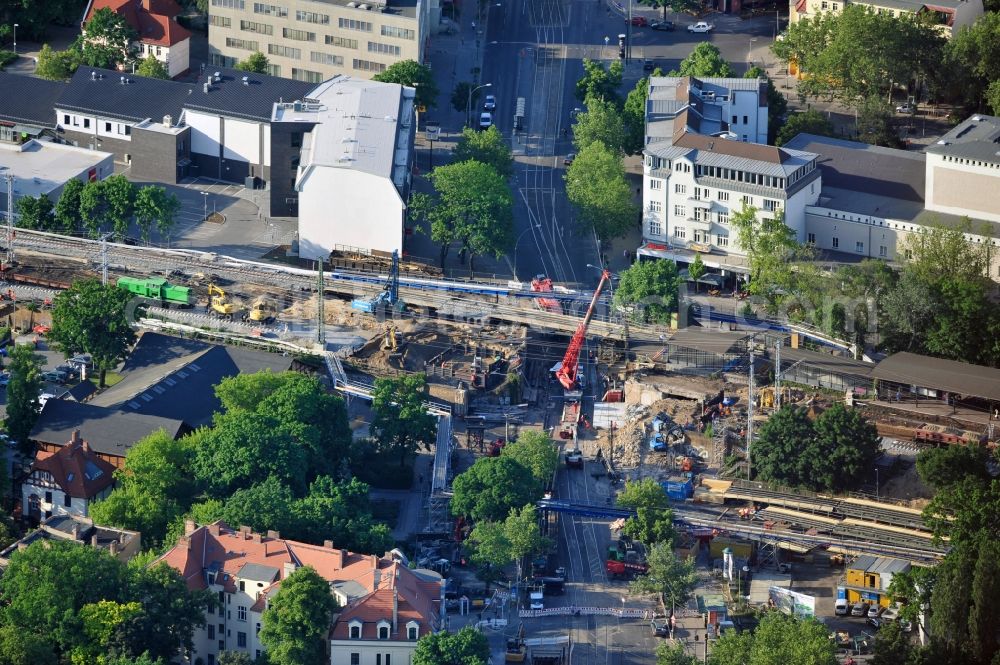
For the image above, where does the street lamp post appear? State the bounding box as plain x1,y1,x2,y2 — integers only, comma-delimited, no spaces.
200,191,209,221
466,82,492,128
12,24,17,56
748,38,758,66
512,223,541,281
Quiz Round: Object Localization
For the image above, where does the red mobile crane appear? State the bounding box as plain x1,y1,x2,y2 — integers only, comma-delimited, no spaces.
555,270,611,391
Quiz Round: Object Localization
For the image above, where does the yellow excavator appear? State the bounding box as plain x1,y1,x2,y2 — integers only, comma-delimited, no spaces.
382,324,400,352
505,623,526,663
208,284,236,318
245,297,276,325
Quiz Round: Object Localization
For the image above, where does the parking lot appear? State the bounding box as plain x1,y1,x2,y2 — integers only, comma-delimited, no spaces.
0,335,96,425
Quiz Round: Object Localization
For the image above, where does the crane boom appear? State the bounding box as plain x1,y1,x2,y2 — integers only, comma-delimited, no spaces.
556,270,611,390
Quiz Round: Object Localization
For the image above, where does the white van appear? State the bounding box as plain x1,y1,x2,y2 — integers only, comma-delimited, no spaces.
835,598,849,616
529,591,544,610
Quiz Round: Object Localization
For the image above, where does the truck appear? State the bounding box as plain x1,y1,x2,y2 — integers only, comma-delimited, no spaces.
564,448,583,468
605,559,648,578
558,401,581,439
529,590,544,610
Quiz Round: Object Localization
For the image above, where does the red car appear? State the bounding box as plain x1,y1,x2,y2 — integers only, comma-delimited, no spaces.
628,16,647,26
32,324,51,335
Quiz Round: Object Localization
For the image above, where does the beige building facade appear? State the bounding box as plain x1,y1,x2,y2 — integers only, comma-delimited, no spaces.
208,0,428,82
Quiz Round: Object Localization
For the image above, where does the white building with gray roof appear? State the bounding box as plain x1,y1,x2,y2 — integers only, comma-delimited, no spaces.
638,77,820,274
277,75,416,258
925,114,1000,224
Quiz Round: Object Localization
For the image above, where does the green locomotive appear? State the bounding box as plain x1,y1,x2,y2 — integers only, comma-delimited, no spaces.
116,276,192,306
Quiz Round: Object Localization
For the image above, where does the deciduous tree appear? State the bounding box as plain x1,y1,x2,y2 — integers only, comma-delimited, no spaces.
135,54,168,79
54,177,84,233
564,140,638,238
468,505,548,575
373,59,439,109
623,75,653,155
942,13,1000,114
612,259,680,323
575,58,623,103
636,0,699,21
671,42,734,78
731,204,799,305
13,194,54,230
413,627,490,665
451,456,538,522
572,94,627,155
35,43,80,81
775,109,836,146
428,160,514,270
501,430,558,487
79,7,136,69
370,373,437,467
133,185,180,245
616,478,676,546
235,51,269,74
0,625,57,665
452,125,514,179
657,643,698,665
709,611,837,665
5,344,43,451
102,173,136,240
916,445,990,491
630,542,696,613
48,278,135,387
259,566,338,665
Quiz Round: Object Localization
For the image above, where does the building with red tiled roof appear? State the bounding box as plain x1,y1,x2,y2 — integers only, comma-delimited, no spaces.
156,521,444,665
82,0,191,78
21,430,116,523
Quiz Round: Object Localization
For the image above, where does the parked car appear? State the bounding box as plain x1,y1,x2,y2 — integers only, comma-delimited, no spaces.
650,20,675,30
629,16,648,26
851,602,870,617
38,392,58,408
564,153,576,166
55,364,79,379
643,59,656,71
69,353,93,368
479,112,493,130
483,94,497,111
42,370,67,384
866,617,882,630
687,21,714,32
32,324,51,335
570,107,583,119
895,102,915,114
650,619,669,637
867,605,882,619
835,598,849,616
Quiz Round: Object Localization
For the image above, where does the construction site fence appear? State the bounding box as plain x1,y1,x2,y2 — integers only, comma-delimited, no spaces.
518,607,652,619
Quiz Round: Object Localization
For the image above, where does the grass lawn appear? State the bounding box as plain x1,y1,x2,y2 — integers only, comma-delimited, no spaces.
87,371,125,388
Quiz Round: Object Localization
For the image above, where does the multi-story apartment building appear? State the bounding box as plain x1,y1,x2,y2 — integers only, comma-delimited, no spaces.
0,514,140,567
637,78,821,274
646,76,769,145
789,0,982,38
207,0,428,82
159,522,443,665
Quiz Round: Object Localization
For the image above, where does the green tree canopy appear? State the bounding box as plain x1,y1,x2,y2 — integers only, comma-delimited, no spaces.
14,194,54,230
35,43,80,81
564,140,638,239
451,81,481,114
615,478,676,546
194,409,308,497
575,58,623,103
369,373,437,467
775,109,836,146
612,259,680,324
373,59,439,109
0,624,57,665
135,54,168,79
413,626,490,665
54,177,85,233
468,505,548,575
427,160,514,269
133,185,180,245
451,456,539,522
941,13,1000,114
501,430,558,487
731,205,801,306
102,173,136,240
623,75,653,155
79,179,108,237
259,566,338,665
572,95,627,155
637,0,699,20
671,42,735,77
452,125,514,179
5,344,43,451
657,642,698,665
916,445,991,491
630,542,697,613
708,611,837,665
79,7,136,69
752,404,881,491
48,278,136,386
235,51,269,73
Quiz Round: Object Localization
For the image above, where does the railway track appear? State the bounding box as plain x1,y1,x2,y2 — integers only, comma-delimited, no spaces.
5,229,665,339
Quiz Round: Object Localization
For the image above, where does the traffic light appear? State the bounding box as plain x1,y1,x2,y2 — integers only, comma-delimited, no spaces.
618,34,626,59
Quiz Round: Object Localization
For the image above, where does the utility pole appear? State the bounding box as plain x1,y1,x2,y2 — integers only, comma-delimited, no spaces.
747,349,754,481
316,259,326,345
3,171,13,266
100,232,112,285
774,339,782,409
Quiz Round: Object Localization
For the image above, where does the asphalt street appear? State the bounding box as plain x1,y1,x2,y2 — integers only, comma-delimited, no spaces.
478,0,785,288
